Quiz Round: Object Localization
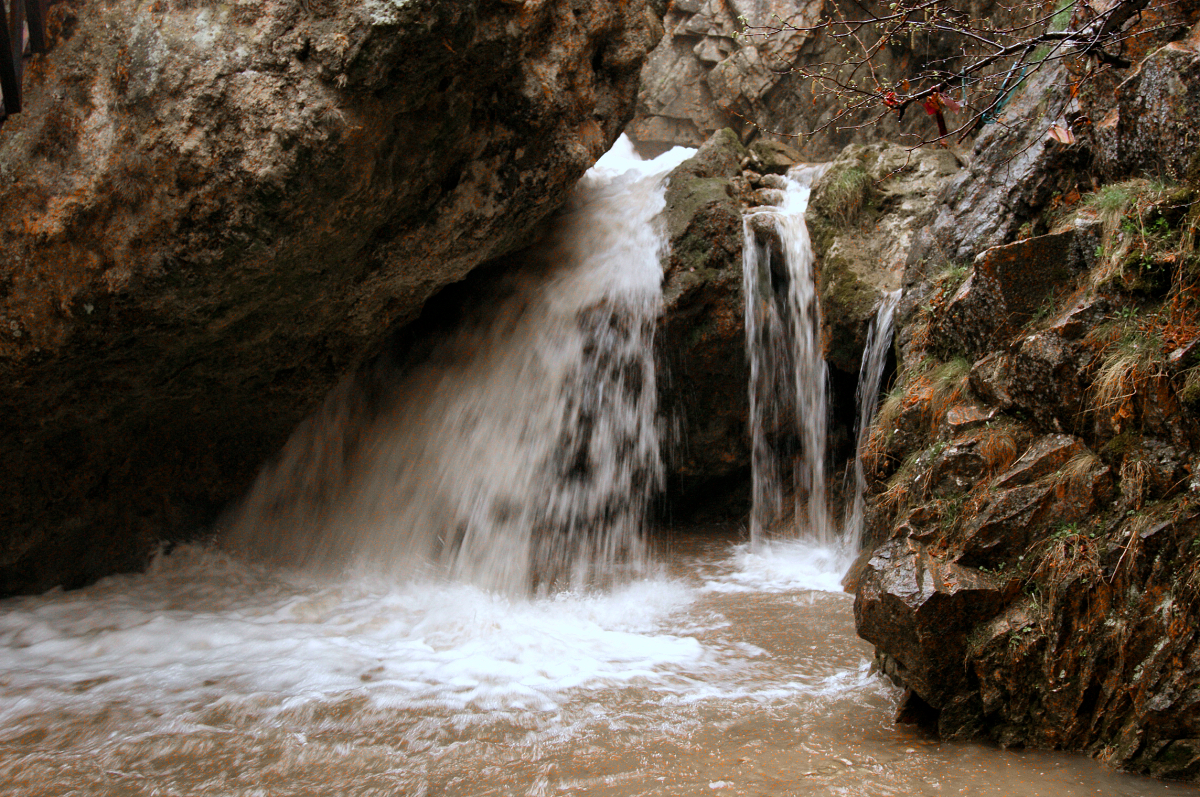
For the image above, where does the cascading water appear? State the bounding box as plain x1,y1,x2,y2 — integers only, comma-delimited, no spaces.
223,139,694,593
0,139,1187,797
742,165,833,546
845,290,901,550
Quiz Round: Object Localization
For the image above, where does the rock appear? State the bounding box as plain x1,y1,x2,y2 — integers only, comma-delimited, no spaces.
932,230,1089,360
630,0,823,149
1116,437,1190,507
1168,336,1200,367
928,435,989,498
993,434,1084,489
924,62,1092,264
952,447,1112,568
944,404,997,433
808,143,962,373
630,0,1011,158
1048,294,1111,340
0,0,662,595
1147,739,1200,781
847,9,1200,779
657,129,752,512
855,539,1012,707
748,139,801,174
969,331,1089,432
1095,28,1200,180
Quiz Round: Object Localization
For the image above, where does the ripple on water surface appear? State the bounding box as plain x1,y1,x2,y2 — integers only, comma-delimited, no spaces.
2,537,1198,797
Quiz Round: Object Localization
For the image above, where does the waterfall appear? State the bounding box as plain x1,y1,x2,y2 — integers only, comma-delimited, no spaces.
844,290,900,549
223,138,694,594
743,165,832,546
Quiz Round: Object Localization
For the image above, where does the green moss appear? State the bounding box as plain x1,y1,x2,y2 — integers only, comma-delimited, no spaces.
815,166,872,227
806,146,882,257
664,177,733,242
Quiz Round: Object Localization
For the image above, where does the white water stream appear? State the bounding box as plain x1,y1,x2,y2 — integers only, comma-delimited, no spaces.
223,139,692,594
1,142,1196,797
742,166,834,548
844,290,901,551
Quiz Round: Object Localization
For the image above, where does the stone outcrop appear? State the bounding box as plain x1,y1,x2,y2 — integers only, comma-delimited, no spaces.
856,539,1015,719
1089,13,1200,181
806,143,962,374
656,129,754,513
916,5,1195,270
631,0,822,150
630,0,1011,158
849,24,1200,773
932,226,1098,360
0,0,662,595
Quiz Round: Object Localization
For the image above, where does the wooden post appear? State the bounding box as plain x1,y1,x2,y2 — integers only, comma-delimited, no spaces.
1,0,27,115
27,0,49,54
0,0,57,124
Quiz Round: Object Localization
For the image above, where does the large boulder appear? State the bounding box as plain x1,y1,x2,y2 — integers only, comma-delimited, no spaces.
855,539,1013,718
656,129,754,512
0,0,662,595
807,143,962,374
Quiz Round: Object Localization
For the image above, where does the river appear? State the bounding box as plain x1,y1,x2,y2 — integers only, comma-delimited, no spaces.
2,141,1197,796
2,530,1196,795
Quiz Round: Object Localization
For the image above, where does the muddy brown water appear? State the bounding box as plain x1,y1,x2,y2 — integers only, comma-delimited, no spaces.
2,528,1196,796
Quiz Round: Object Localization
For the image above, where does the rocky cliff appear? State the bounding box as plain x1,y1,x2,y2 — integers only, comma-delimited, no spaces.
629,0,1008,158
0,0,662,595
847,20,1200,781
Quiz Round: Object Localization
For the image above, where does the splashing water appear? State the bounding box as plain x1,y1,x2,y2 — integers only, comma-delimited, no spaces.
742,165,833,547
1,533,1187,797
844,289,901,550
1,137,1189,797
223,139,694,594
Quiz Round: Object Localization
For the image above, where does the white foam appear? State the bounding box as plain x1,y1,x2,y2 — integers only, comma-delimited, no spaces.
0,545,710,734
589,134,695,181
702,539,855,594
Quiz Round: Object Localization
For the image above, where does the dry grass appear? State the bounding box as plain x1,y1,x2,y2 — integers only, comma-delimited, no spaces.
1119,456,1153,510
1058,448,1103,492
1089,331,1167,430
1032,522,1103,612
1181,364,1200,407
876,451,922,515
928,357,972,425
1084,180,1176,291
861,389,903,479
977,421,1021,476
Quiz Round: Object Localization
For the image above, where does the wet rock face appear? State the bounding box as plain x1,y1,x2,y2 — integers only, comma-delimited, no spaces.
0,0,662,595
806,143,962,374
848,8,1200,767
855,539,1013,712
932,228,1097,361
1093,25,1200,180
656,129,754,514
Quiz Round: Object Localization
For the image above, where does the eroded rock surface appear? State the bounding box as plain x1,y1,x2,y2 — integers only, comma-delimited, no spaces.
806,143,962,374
846,8,1200,775
0,0,662,594
630,0,1004,158
656,129,754,513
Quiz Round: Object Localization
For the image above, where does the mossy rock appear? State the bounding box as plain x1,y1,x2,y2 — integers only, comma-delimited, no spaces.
807,144,883,257
819,248,881,372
